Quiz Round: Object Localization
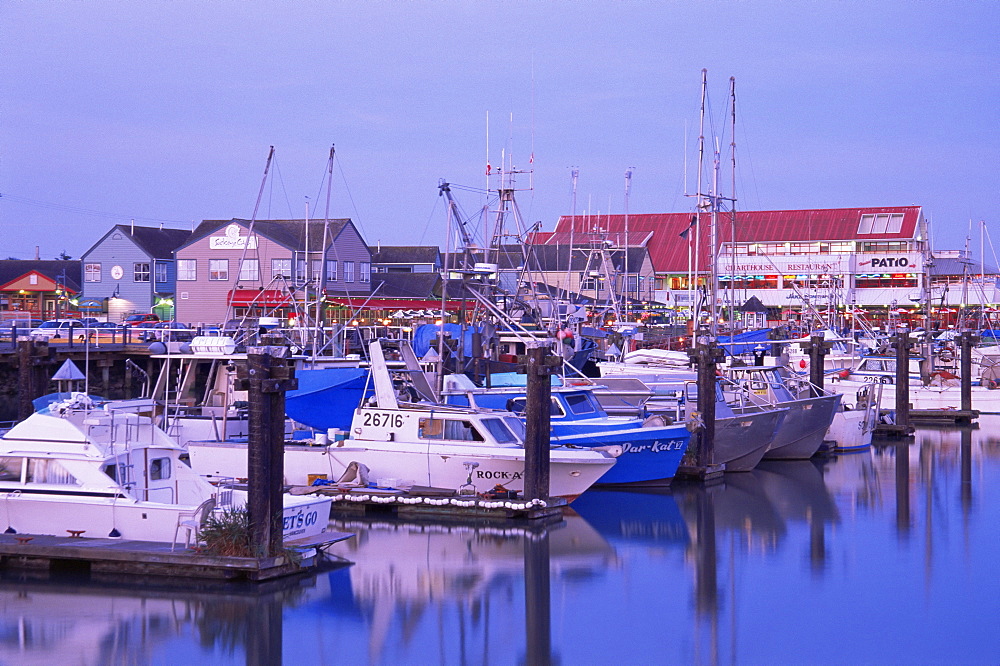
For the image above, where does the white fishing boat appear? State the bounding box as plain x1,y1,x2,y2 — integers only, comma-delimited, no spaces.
824,382,881,451
0,393,331,545
188,341,619,501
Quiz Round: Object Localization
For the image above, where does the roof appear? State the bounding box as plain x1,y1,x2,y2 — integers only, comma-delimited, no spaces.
372,272,441,299
929,255,1000,276
530,230,653,247
369,245,441,265
117,225,191,259
0,260,81,292
515,245,649,273
183,218,355,253
549,206,924,273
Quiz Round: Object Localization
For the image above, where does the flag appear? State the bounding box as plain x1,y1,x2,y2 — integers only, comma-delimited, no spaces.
679,214,697,239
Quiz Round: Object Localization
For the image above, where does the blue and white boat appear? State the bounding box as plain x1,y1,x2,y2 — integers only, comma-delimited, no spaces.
441,377,691,486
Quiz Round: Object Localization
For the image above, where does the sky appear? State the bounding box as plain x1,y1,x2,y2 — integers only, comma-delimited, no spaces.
1,1,998,262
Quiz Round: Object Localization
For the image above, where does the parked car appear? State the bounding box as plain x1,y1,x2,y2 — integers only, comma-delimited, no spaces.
29,319,85,340
123,314,160,326
0,318,44,342
80,321,126,343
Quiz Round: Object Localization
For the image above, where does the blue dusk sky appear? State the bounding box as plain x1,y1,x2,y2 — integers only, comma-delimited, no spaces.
1,1,997,261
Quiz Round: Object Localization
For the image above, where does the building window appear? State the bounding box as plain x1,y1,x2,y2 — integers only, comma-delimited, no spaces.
84,263,101,282
177,259,196,281
312,260,322,282
344,261,355,282
239,259,260,282
858,213,905,235
155,262,168,283
272,259,291,280
360,261,371,283
296,258,307,282
210,259,229,281
326,260,338,282
134,263,150,283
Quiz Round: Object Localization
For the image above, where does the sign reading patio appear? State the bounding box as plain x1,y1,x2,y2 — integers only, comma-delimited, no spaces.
209,223,258,250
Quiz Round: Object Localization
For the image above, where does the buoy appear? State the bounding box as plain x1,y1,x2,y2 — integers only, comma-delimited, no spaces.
799,359,808,369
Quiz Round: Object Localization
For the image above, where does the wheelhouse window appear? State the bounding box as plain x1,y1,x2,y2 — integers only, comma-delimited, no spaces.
150,457,171,481
565,393,599,415
480,417,517,443
84,263,101,282
507,397,564,417
25,458,79,485
417,418,484,441
134,263,151,283
0,457,23,482
209,259,229,281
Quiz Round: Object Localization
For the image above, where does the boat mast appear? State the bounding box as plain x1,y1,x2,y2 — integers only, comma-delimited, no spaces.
624,168,633,323
693,69,708,331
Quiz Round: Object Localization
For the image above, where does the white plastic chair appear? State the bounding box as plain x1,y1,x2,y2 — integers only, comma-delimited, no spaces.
171,497,216,551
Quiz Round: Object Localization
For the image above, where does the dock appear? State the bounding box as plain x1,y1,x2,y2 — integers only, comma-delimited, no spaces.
0,531,353,582
303,485,567,522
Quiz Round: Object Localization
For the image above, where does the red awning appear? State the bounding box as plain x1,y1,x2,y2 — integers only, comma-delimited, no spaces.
228,289,291,307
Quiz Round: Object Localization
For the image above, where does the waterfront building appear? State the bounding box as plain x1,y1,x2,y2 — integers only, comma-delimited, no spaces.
80,225,191,322
173,218,370,326
0,260,80,320
543,206,955,328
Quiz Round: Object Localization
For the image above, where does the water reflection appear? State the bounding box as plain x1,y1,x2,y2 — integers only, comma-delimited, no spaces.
321,512,615,664
0,570,312,665
1,422,998,664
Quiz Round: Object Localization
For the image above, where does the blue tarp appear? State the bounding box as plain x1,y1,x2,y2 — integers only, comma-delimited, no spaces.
413,323,481,358
285,368,371,431
716,329,773,356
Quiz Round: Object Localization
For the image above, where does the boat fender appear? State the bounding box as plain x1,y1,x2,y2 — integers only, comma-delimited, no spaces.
799,359,808,369
838,369,851,379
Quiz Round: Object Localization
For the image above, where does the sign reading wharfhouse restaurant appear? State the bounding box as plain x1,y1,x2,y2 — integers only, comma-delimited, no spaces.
722,252,923,275
209,224,258,250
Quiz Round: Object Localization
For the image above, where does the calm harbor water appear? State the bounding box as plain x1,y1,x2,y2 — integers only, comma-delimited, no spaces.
3,420,1000,665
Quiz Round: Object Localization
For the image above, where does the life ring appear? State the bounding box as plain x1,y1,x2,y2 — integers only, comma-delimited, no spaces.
939,351,955,363
985,379,998,390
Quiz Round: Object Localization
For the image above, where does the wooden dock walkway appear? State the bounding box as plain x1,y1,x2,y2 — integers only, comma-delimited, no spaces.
0,531,353,581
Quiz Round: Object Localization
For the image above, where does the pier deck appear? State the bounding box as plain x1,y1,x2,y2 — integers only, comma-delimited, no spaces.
0,531,353,581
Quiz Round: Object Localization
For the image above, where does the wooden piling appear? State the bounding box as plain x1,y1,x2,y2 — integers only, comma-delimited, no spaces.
892,332,911,431
958,332,978,413
807,335,831,397
237,340,298,558
521,343,558,501
678,335,726,479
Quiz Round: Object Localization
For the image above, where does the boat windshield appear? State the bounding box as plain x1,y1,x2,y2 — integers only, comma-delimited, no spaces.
480,417,518,444
503,416,526,441
564,392,599,415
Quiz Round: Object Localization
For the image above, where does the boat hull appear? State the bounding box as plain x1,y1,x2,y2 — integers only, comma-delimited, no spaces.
552,423,690,486
759,394,842,460
0,491,332,544
187,440,616,501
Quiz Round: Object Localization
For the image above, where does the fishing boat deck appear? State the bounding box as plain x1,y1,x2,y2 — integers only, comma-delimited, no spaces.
0,531,353,581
